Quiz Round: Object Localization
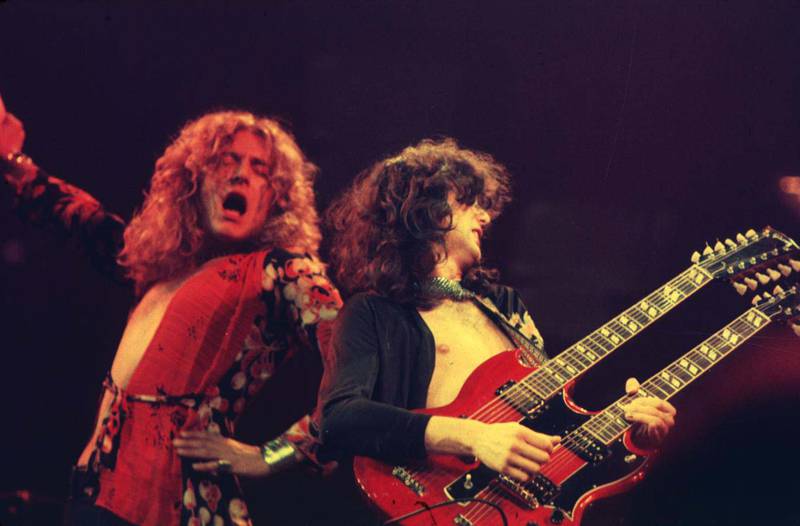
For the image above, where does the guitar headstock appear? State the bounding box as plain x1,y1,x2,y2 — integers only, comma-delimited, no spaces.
752,285,800,337
691,227,800,293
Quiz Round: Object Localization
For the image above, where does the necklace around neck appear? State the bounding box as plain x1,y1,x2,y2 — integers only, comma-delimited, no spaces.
421,276,475,302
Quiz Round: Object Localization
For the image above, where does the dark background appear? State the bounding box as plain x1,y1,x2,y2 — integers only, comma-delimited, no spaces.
1,1,800,525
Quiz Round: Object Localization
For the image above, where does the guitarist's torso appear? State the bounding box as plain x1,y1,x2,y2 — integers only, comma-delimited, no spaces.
419,299,518,408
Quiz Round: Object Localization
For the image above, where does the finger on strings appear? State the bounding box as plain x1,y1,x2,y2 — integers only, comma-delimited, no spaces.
625,403,675,426
513,442,550,464
624,410,661,426
509,455,542,477
521,429,558,452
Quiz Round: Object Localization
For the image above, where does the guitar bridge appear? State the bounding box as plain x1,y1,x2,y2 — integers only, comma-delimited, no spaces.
391,466,425,496
497,473,560,509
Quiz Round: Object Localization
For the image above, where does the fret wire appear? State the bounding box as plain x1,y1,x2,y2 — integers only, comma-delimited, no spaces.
563,348,592,369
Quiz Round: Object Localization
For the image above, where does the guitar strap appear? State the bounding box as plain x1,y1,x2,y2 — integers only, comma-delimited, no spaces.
471,295,547,366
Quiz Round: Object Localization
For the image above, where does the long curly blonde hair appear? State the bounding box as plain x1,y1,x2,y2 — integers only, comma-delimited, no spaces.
118,111,320,295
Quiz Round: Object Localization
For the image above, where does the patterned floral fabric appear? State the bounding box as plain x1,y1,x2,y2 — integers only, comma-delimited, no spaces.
4,167,342,525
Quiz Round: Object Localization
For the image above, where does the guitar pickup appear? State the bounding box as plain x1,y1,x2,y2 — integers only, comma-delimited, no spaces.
495,380,545,416
564,430,611,465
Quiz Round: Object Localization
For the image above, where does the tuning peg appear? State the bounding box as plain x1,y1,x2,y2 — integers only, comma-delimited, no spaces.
724,238,736,249
756,272,771,285
773,285,785,295
732,282,748,295
751,294,762,305
762,291,773,299
703,244,714,256
778,263,792,276
744,277,759,290
791,259,800,272
714,240,726,253
745,229,758,239
736,233,747,244
690,251,701,263
767,268,782,281
791,322,800,338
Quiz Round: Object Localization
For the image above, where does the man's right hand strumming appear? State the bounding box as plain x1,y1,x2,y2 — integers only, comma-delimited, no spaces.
425,416,560,482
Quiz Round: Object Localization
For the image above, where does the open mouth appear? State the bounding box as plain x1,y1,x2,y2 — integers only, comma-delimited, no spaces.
222,192,248,216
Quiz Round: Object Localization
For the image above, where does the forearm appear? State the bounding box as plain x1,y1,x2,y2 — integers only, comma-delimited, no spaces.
423,416,484,456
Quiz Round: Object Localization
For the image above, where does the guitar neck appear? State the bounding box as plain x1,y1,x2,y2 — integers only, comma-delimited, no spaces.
578,306,772,446
518,265,714,400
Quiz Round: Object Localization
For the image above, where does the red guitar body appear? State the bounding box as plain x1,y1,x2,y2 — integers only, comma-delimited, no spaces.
353,350,652,526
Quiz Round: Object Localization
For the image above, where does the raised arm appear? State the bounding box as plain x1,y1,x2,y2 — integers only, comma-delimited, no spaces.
0,94,127,282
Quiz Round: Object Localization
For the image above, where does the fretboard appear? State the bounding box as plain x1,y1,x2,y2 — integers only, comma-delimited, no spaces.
579,307,772,445
512,265,713,401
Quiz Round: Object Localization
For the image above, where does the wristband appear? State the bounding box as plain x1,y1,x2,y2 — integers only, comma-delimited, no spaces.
259,437,297,472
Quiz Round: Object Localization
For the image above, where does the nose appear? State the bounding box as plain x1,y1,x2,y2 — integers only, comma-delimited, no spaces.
229,160,254,185
475,205,491,225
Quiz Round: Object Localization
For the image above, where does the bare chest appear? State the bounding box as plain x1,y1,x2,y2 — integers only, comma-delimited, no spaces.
419,300,515,408
110,275,189,388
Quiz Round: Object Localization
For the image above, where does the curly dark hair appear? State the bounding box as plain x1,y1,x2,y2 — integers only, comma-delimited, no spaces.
326,137,512,307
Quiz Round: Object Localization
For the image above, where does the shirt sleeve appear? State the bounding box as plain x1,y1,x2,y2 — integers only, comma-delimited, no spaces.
2,156,127,282
316,295,433,463
259,250,344,470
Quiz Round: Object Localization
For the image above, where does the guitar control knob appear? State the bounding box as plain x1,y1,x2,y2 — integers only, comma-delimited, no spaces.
463,473,474,490
550,509,565,524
